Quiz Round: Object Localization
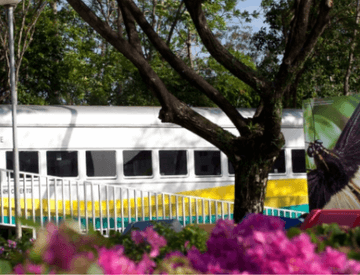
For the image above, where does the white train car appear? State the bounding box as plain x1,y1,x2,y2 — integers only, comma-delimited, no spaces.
0,106,308,229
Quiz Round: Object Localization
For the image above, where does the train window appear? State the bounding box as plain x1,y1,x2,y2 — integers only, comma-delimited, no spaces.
86,151,116,177
228,160,235,174
292,149,306,173
159,150,187,175
270,150,286,174
123,150,152,176
47,151,78,177
194,151,221,175
6,151,39,174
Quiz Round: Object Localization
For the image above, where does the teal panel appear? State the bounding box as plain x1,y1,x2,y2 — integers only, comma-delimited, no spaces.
263,207,307,218
280,204,309,213
0,212,309,232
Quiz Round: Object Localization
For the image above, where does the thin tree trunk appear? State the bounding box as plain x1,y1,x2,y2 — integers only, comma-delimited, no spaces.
344,0,360,96
186,28,194,69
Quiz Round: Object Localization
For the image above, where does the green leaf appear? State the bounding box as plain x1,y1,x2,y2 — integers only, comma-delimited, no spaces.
87,263,104,274
0,260,12,274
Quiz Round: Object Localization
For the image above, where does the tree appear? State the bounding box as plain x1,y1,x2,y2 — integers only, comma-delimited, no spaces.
2,0,255,106
66,0,332,222
0,0,47,103
252,0,360,108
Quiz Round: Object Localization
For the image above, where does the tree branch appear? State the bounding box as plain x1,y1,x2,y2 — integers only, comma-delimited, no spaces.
66,0,242,157
165,0,185,46
283,0,312,65
290,0,332,68
117,1,143,56
116,6,123,37
276,0,332,93
183,0,268,92
120,0,250,136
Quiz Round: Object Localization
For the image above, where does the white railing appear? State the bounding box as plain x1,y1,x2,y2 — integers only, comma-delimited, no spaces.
0,169,307,237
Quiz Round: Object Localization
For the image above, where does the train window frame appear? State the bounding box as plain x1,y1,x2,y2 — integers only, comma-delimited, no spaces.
123,150,154,178
269,149,286,175
86,150,117,178
6,151,39,175
194,150,222,177
228,159,235,176
159,150,188,177
46,151,79,178
291,149,306,174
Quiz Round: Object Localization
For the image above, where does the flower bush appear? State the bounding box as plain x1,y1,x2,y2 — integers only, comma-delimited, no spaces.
5,214,360,274
0,229,35,271
185,215,360,274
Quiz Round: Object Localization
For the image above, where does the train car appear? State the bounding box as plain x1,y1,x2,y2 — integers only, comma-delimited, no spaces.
0,105,308,230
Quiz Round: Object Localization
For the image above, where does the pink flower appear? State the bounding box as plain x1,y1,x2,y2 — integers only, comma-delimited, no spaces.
321,246,360,274
131,230,145,245
7,240,17,249
137,252,156,274
25,263,43,274
206,262,224,274
98,246,150,274
13,264,26,274
41,222,77,271
185,216,360,274
130,226,167,258
12,263,46,274
211,219,235,239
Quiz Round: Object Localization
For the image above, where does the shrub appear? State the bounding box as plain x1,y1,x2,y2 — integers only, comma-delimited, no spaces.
107,221,209,265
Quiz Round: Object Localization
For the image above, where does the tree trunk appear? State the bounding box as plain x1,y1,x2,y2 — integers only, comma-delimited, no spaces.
233,146,278,224
186,28,194,69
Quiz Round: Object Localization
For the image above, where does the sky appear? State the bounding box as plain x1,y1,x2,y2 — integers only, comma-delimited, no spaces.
236,0,267,32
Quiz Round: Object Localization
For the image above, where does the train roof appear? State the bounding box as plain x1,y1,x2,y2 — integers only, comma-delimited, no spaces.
0,105,303,128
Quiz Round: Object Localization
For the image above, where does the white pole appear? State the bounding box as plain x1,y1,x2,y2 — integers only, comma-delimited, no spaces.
7,4,22,239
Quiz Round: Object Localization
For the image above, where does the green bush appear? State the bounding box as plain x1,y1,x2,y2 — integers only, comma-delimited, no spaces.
287,223,360,261
0,228,34,268
108,221,209,265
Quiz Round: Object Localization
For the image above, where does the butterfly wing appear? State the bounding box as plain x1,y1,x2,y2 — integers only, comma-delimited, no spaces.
333,103,360,160
307,169,329,210
307,102,360,211
308,165,360,210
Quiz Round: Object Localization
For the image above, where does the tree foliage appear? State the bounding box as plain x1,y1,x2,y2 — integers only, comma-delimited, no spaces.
0,0,47,103
1,0,257,106
252,0,360,108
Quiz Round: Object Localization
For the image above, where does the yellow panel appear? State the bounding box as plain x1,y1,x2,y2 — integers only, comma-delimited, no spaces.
176,178,308,209
177,185,234,201
0,178,307,218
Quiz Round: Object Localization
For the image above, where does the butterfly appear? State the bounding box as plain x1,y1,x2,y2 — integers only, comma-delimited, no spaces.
307,102,360,211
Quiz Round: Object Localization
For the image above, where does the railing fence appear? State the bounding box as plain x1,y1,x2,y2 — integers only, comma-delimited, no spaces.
0,169,307,238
